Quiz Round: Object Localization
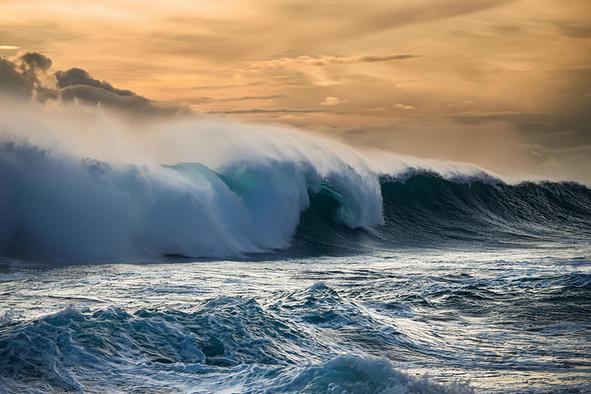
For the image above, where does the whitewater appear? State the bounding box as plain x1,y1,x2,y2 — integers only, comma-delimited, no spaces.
1,101,590,393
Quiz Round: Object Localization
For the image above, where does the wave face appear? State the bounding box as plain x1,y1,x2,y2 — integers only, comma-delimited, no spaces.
1,136,591,262
378,173,591,247
292,172,591,254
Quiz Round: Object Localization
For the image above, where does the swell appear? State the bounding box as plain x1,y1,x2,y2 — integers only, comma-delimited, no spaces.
1,139,590,262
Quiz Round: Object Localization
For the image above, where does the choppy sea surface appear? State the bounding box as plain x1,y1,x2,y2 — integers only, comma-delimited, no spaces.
1,247,590,393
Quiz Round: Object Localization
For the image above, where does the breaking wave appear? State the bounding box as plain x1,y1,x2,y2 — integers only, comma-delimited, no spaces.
0,103,590,262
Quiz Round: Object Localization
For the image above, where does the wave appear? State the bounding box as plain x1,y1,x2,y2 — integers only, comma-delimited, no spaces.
0,104,590,262
1,138,590,262
0,137,383,261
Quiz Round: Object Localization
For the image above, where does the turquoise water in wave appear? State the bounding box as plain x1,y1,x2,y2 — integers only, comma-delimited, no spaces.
1,248,590,393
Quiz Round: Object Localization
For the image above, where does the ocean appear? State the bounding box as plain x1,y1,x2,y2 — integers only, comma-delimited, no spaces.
1,127,591,393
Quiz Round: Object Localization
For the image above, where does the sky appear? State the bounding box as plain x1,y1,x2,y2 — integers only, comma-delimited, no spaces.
1,0,590,182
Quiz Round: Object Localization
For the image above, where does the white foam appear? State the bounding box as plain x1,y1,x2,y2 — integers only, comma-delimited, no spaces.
270,354,473,393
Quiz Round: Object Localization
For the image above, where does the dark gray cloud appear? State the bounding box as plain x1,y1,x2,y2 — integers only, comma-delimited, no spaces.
0,52,189,117
0,52,54,98
19,52,52,71
0,58,34,97
56,68,134,96
59,84,187,117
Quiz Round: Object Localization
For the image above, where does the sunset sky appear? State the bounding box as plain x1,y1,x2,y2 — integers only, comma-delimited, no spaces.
1,0,590,181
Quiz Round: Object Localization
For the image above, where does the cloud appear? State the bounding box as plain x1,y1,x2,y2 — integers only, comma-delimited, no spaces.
448,65,591,150
186,94,284,105
56,68,134,96
0,52,188,117
0,58,34,98
216,94,284,102
555,22,591,38
271,0,516,40
346,0,516,36
240,54,415,69
59,84,186,117
0,51,54,99
358,54,416,62
189,81,263,90
394,103,415,110
19,52,52,71
321,96,344,106
206,108,328,114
